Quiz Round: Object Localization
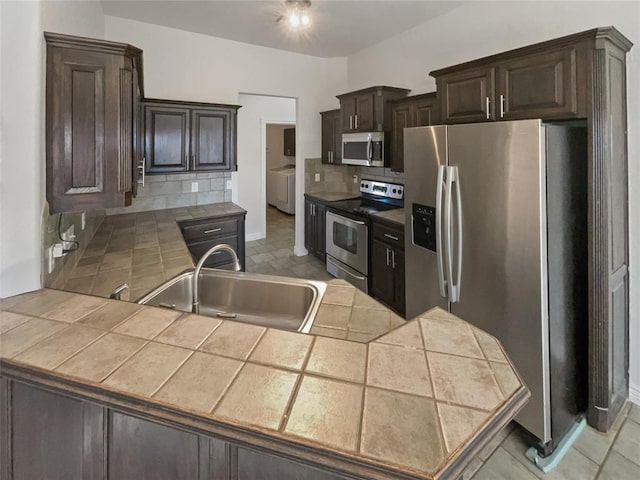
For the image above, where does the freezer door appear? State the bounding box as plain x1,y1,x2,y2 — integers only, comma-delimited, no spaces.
404,126,449,319
447,120,551,443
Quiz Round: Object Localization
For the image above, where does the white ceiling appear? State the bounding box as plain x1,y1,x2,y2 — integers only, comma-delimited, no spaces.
100,1,465,57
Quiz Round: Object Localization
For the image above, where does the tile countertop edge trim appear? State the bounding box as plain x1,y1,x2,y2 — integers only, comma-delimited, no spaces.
0,359,528,480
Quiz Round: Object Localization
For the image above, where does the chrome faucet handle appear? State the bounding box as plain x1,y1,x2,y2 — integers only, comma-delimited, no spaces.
109,283,129,300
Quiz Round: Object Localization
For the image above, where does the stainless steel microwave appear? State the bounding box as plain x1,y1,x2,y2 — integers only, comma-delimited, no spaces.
342,132,385,167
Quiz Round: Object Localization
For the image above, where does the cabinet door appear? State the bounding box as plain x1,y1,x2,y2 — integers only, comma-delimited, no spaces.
390,103,413,172
341,97,357,132
235,447,345,480
305,199,316,253
393,248,406,315
145,105,190,173
109,412,200,480
191,109,232,171
439,66,495,123
497,47,579,120
370,238,395,307
321,112,333,164
283,127,296,156
315,202,327,260
414,97,436,127
331,111,343,165
7,381,105,480
355,93,375,131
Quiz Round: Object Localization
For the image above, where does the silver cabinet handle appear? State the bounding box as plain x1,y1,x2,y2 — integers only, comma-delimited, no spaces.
203,228,222,234
349,115,353,129
392,250,396,269
386,247,390,266
329,151,333,163
485,96,491,120
191,154,195,168
500,94,505,118
138,157,145,186
436,165,447,298
355,114,359,129
384,233,399,241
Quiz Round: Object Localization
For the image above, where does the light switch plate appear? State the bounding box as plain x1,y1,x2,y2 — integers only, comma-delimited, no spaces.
315,173,321,182
191,182,199,193
226,180,233,190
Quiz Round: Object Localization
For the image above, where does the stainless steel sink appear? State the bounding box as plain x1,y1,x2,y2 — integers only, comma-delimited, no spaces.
136,269,327,333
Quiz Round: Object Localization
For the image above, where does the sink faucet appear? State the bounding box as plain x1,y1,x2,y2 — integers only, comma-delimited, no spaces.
192,244,241,314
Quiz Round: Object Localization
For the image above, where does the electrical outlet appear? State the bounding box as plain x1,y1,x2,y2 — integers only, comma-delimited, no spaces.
226,180,232,190
52,243,65,258
191,182,199,193
314,173,321,182
47,246,55,274
353,174,358,184
62,225,75,251
81,212,86,230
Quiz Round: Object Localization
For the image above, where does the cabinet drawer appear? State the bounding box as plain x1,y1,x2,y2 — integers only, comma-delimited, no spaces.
372,221,404,248
181,218,238,243
187,236,239,269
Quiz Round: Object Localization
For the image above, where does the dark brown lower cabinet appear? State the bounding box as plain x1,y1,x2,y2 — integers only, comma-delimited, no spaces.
304,197,326,261
1,379,348,480
370,219,405,315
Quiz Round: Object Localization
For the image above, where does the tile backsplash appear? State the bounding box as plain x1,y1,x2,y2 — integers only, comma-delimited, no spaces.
305,158,404,194
105,172,233,215
42,204,105,289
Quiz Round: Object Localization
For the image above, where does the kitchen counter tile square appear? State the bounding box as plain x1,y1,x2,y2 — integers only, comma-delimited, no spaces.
56,333,146,381
491,362,521,396
313,304,351,329
420,317,484,359
0,311,32,334
249,329,313,370
305,336,367,383
154,314,221,349
437,403,490,453
14,325,105,369
199,321,266,360
4,289,77,317
113,307,181,339
361,387,445,473
285,375,363,450
78,301,143,330
428,352,503,411
214,363,298,430
350,307,391,335
322,286,356,307
375,321,423,349
0,318,67,358
104,342,192,396
367,342,432,397
154,351,243,413
473,329,508,363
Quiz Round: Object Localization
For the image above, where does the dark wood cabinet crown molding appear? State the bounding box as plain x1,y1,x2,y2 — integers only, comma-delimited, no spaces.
335,85,411,100
142,97,241,111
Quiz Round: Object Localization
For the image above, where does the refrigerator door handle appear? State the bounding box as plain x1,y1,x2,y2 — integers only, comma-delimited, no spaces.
436,165,447,298
446,166,462,303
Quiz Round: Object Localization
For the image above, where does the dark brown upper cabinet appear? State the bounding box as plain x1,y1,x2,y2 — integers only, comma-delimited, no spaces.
389,92,438,172
284,127,296,156
143,99,240,175
45,32,143,213
320,110,342,165
432,42,587,124
337,86,410,133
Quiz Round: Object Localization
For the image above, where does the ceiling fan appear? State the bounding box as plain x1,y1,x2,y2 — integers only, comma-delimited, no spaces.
276,0,312,29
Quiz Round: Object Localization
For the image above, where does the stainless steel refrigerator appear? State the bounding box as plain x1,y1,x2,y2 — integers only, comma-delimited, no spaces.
404,119,588,455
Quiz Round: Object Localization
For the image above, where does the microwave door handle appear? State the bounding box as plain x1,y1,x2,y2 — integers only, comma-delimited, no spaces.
367,137,373,162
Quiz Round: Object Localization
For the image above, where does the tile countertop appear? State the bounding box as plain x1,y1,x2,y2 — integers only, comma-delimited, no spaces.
304,191,361,202
0,286,529,480
373,207,405,226
63,202,246,300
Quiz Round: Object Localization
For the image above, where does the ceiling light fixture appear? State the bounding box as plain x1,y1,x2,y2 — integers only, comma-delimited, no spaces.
284,0,312,29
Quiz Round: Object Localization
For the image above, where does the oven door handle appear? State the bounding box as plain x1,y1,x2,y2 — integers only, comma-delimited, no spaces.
327,256,366,281
327,211,366,226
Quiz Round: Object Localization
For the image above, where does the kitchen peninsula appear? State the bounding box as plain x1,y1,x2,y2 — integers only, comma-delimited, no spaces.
0,285,528,480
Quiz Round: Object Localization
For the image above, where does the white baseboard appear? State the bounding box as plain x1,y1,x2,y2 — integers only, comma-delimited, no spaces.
245,232,265,242
629,381,640,406
293,245,308,256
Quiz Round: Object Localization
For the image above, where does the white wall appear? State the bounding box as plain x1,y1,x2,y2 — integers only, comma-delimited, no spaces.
345,1,640,403
0,0,104,298
104,16,347,254
236,95,295,239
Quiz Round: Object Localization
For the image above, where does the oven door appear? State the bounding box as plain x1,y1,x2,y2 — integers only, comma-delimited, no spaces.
326,211,368,275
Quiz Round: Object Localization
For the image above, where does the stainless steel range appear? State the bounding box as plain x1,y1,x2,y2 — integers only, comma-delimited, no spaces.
325,179,404,292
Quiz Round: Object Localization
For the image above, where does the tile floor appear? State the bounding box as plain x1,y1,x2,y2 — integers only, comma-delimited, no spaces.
249,208,640,480
474,401,640,479
244,207,333,281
